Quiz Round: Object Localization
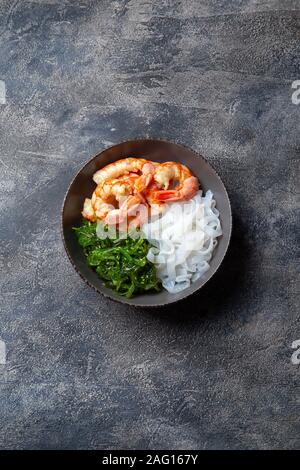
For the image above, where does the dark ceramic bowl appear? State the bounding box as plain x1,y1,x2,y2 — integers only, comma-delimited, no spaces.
62,139,232,307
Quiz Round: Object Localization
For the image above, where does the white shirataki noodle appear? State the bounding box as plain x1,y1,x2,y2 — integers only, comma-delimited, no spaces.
141,190,222,294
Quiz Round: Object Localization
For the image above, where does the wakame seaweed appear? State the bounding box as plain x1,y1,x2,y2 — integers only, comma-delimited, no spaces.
73,220,161,298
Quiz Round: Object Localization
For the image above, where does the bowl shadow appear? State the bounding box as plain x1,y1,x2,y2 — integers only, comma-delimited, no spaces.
135,212,250,324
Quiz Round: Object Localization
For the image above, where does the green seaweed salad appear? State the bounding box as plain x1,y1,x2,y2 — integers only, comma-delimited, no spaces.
73,220,161,298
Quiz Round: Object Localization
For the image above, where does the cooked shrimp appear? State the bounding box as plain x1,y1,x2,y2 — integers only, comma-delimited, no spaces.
93,159,157,220
152,162,199,202
153,162,191,189
82,198,96,222
133,161,157,193
93,158,150,185
143,180,165,214
105,193,147,226
84,164,152,226
91,191,113,220
83,159,198,226
128,204,149,229
95,175,137,203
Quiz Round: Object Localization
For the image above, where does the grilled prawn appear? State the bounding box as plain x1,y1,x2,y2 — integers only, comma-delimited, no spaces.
152,162,199,202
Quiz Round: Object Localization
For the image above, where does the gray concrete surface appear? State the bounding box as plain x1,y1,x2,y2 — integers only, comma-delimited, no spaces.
0,0,299,450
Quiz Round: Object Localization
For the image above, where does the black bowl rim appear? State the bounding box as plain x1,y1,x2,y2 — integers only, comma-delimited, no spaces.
61,138,232,308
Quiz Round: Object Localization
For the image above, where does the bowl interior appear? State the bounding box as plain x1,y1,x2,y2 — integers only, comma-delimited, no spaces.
62,139,232,307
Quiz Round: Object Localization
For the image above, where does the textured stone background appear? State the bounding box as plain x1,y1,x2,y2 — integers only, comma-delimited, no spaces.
0,0,299,450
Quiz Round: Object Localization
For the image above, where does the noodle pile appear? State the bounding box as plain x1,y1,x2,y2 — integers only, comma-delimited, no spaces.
142,191,222,293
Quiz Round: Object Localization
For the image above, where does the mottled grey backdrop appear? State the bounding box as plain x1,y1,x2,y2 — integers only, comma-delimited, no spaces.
0,0,299,450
